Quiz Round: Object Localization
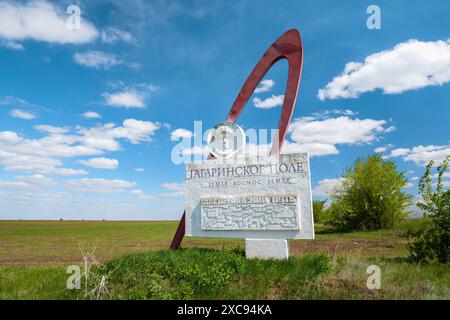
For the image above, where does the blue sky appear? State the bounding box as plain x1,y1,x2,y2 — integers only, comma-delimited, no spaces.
0,0,449,220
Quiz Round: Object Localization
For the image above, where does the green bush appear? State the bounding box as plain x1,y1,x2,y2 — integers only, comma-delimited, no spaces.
100,248,246,299
312,200,329,224
88,248,331,299
404,156,449,263
327,154,412,231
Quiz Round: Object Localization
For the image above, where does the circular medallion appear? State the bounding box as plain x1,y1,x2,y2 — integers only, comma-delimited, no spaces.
207,121,245,159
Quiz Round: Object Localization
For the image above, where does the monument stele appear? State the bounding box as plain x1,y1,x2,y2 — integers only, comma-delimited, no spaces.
170,29,314,259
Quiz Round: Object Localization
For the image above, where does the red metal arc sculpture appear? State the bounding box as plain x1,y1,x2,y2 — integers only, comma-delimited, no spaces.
170,29,303,250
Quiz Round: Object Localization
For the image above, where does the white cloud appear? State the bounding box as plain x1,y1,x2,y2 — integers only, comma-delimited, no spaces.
242,141,339,158
386,148,410,158
0,96,28,106
441,181,450,187
171,128,193,141
431,172,450,179
34,124,69,134
73,51,122,70
134,168,145,172
10,109,36,120
374,146,387,153
103,82,160,108
310,109,358,120
131,189,155,201
160,182,185,197
0,1,98,46
1,40,24,50
82,111,101,119
0,150,89,176
318,39,450,100
403,183,414,188
15,174,55,185
385,126,396,133
64,178,135,194
288,116,388,145
331,109,356,116
0,119,159,175
77,119,160,150
177,145,210,159
1,96,43,115
115,119,160,144
386,145,450,166
127,62,142,70
0,131,23,144
252,94,284,109
56,168,89,176
160,191,185,197
374,144,394,154
254,79,274,93
101,27,134,44
283,141,339,157
103,91,144,108
312,178,343,197
78,157,119,169
0,179,44,193
161,182,185,191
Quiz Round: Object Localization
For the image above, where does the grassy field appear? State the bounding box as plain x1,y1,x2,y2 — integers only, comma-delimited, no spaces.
0,220,448,299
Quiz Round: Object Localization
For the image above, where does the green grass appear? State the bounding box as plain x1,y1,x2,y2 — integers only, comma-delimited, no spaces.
0,266,79,299
0,220,240,265
96,248,331,299
0,220,448,300
0,248,331,300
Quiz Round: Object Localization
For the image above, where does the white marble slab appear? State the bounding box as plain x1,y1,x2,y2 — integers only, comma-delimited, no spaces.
185,153,314,239
245,239,289,260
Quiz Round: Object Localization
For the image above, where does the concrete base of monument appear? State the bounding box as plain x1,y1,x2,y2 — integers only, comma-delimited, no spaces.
245,239,289,260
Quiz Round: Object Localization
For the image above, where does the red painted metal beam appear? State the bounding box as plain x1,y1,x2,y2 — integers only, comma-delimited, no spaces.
170,29,303,250
169,210,185,250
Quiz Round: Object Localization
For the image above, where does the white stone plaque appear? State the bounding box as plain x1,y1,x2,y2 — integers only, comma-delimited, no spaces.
245,239,289,260
185,153,314,239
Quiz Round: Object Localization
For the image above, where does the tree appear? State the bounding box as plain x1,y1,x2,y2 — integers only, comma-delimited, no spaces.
405,156,449,263
327,154,412,231
312,200,328,224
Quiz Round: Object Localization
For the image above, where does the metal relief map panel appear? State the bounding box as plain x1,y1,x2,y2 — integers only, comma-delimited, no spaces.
201,194,300,231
